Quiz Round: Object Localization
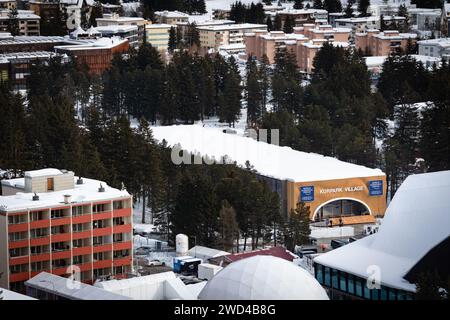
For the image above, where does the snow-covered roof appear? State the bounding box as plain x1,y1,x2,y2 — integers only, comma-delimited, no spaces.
25,272,130,300
196,23,267,31
154,10,190,18
94,25,138,33
145,23,172,29
0,175,130,212
198,255,329,300
0,288,36,300
188,245,230,260
418,37,450,48
151,125,384,182
314,170,450,292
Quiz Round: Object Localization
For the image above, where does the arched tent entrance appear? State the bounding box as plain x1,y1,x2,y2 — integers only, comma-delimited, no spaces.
312,197,372,222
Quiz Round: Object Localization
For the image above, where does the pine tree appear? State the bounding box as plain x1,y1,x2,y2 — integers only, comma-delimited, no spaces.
168,26,177,53
323,0,342,13
313,0,324,9
218,57,242,127
294,0,304,9
357,0,370,17
7,8,19,36
344,0,355,18
219,200,239,252
266,16,273,31
274,14,282,31
283,15,295,33
246,58,263,126
89,2,103,28
284,202,311,251
415,271,446,300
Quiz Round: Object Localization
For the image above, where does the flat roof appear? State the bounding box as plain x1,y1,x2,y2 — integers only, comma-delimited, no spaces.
0,175,130,212
150,125,384,183
197,23,267,31
25,272,131,300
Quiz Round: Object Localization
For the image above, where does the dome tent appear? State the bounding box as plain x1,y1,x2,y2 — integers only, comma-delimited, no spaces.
198,255,329,300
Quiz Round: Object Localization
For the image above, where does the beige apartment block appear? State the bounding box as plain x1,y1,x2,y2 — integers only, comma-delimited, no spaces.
145,24,171,51
198,23,267,51
154,10,189,25
355,30,417,56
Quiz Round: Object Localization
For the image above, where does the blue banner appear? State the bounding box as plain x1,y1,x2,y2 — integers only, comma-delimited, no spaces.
369,180,383,196
300,186,314,202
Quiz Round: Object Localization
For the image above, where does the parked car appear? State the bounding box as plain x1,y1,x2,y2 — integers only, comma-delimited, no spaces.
143,258,166,267
135,246,152,256
330,239,349,249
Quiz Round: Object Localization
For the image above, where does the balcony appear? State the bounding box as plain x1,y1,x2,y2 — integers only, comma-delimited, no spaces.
9,255,29,266
73,262,92,272
113,224,132,234
8,223,28,233
52,267,70,276
113,256,132,267
72,246,92,256
72,214,92,224
51,233,71,242
72,230,91,240
112,208,132,218
92,226,112,237
30,236,50,246
30,252,51,263
92,211,112,221
93,260,112,269
52,250,71,260
9,239,29,249
93,243,113,253
51,217,71,226
10,271,29,282
30,219,50,229
113,241,132,251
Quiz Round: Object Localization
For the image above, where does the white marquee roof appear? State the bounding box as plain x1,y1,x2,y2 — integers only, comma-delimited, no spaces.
314,170,450,292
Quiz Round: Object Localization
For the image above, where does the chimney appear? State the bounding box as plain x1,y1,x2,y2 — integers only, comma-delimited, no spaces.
63,194,72,204
98,183,105,193
76,176,84,185
32,193,39,201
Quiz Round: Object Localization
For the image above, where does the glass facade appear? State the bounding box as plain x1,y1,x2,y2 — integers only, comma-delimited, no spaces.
314,263,415,300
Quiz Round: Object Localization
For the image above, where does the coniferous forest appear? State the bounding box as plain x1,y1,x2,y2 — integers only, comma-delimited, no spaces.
0,41,449,249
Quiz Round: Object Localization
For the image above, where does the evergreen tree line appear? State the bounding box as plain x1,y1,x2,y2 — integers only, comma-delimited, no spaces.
229,1,266,24
0,52,312,251
101,44,242,126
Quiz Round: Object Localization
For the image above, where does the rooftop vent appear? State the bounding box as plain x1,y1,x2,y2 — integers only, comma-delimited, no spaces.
98,183,105,193
76,176,84,185
32,193,39,201
63,194,72,204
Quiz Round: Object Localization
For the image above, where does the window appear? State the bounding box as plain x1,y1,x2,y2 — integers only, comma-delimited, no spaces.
31,261,46,272
47,178,54,191
339,271,347,292
114,249,129,258
316,264,324,284
30,211,44,221
324,267,331,287
51,225,65,235
363,282,371,299
9,247,28,258
73,255,83,264
30,246,47,255
371,289,380,300
114,217,125,226
8,214,27,224
114,266,124,275
72,239,83,248
332,268,339,289
93,220,106,229
9,231,27,241
52,259,68,268
348,274,355,295
113,201,124,210
113,233,123,243
94,252,104,261
72,206,83,216
52,242,68,251
93,236,103,246
30,228,48,238
10,263,28,274
51,209,64,219
72,223,83,232
388,288,397,300
93,204,106,213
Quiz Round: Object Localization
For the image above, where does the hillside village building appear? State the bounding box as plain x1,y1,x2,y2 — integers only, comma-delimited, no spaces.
151,125,387,226
154,10,189,25
0,9,40,36
355,30,416,56
0,169,133,293
418,37,450,61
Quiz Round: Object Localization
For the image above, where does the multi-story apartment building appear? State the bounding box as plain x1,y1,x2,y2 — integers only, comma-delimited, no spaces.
154,10,189,25
94,25,139,47
355,30,417,56
96,13,147,45
0,169,133,293
418,38,450,62
145,23,171,51
198,23,267,51
0,9,40,36
276,9,328,29
244,25,351,72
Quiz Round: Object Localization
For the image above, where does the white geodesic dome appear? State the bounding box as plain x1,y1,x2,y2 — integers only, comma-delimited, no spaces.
198,255,329,300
